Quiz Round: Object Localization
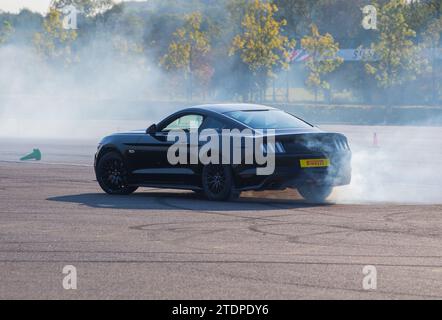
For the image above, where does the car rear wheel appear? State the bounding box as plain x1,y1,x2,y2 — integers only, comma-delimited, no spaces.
298,185,333,203
96,152,138,195
202,164,239,201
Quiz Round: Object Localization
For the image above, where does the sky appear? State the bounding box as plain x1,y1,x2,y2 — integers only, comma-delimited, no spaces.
0,0,146,14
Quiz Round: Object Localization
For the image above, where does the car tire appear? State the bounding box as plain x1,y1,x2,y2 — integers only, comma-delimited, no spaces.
298,185,333,204
96,151,138,195
202,164,239,201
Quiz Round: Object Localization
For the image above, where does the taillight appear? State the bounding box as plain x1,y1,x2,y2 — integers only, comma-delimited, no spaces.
261,141,286,154
334,138,349,150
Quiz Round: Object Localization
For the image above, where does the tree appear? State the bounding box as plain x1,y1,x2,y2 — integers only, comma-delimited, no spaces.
226,0,251,27
423,15,442,103
301,24,343,102
273,0,318,37
229,0,295,101
365,0,427,105
50,0,114,17
404,0,437,34
33,9,78,66
161,12,211,100
0,21,13,45
109,12,145,59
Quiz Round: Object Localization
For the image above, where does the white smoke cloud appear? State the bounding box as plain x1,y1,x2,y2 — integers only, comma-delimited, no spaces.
328,125,442,204
0,36,176,140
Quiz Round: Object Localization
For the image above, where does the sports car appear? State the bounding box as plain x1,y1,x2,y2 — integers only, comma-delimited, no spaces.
94,104,351,202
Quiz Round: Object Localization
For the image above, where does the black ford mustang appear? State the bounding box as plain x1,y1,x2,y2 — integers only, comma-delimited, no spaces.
94,104,351,203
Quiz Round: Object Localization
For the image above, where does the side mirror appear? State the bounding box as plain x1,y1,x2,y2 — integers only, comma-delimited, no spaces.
146,124,157,134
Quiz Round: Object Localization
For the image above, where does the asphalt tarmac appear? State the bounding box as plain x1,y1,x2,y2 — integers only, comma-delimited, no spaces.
1,125,442,299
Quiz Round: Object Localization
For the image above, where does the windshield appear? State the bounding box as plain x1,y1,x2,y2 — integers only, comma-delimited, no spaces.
226,110,312,129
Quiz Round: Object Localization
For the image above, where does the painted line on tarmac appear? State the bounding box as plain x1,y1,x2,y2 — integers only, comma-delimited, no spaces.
0,160,93,167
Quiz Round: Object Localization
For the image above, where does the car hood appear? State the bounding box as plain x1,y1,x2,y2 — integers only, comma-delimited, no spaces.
112,129,146,135
99,130,145,145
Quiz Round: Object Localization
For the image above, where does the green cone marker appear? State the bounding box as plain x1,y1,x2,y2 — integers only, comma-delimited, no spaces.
20,149,42,161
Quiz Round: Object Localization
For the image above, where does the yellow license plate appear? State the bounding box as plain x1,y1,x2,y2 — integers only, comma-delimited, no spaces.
300,159,330,168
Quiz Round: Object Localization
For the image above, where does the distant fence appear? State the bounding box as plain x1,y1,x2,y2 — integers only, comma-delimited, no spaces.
289,48,442,63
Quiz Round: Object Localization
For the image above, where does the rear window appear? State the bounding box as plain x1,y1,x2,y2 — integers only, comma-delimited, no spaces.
225,110,312,129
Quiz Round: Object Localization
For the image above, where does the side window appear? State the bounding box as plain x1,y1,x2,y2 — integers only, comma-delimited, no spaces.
162,114,204,132
199,117,227,131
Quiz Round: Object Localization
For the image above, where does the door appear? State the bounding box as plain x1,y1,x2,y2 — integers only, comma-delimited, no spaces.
131,113,204,186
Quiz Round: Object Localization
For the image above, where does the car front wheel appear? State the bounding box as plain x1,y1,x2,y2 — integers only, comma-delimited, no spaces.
96,152,138,195
298,185,333,203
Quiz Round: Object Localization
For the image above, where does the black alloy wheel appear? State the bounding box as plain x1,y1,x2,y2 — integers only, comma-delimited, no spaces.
96,152,138,195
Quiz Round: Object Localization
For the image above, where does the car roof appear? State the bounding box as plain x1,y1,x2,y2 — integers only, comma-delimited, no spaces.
184,104,277,114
